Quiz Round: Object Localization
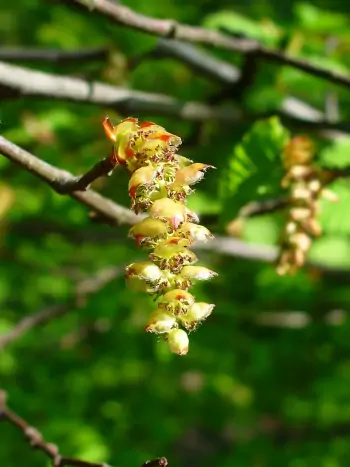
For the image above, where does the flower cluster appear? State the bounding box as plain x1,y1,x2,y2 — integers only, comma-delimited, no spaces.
103,117,216,355
276,136,337,275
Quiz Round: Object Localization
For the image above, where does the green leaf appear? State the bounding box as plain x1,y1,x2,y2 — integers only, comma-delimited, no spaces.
203,10,282,46
243,215,282,245
319,137,350,169
295,3,350,36
320,179,350,234
309,235,350,268
219,117,289,222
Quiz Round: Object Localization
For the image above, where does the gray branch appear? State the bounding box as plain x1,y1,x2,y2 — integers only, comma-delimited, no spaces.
0,61,241,123
1,137,349,275
0,47,108,63
0,136,141,225
66,0,350,89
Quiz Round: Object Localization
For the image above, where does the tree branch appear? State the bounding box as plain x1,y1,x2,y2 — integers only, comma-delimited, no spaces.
128,39,349,138
130,39,343,126
0,136,141,225
0,47,108,63
64,0,350,89
0,391,167,467
142,459,168,467
0,390,111,467
196,236,350,275
0,61,242,123
238,197,288,218
1,137,349,275
0,266,124,350
129,38,241,86
0,61,348,135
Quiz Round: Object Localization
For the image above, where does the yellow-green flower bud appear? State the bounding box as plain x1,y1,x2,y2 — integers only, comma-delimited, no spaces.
167,183,193,202
167,328,189,355
145,309,176,334
128,217,169,248
175,223,214,243
150,198,186,229
290,207,312,222
321,188,339,202
289,232,312,252
162,237,191,248
174,163,215,186
158,289,195,315
150,244,198,272
181,266,217,281
180,302,215,330
128,166,158,198
290,184,312,202
185,207,200,224
283,136,314,168
126,262,167,293
126,261,163,281
301,218,322,236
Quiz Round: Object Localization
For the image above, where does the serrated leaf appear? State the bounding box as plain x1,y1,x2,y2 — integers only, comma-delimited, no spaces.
320,179,350,234
319,137,350,169
220,117,289,222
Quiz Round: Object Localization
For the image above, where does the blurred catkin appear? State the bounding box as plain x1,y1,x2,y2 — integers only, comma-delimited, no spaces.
277,136,338,275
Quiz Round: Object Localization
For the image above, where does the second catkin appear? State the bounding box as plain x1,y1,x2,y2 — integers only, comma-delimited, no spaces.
277,136,338,275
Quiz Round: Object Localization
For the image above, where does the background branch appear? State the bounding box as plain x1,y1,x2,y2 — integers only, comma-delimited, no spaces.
0,61,242,123
0,391,167,467
128,38,241,86
0,266,124,350
127,40,349,138
1,137,349,275
0,61,347,137
63,0,350,89
0,47,108,63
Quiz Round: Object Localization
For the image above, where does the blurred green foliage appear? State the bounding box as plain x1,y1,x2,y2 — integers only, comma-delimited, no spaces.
1,0,350,466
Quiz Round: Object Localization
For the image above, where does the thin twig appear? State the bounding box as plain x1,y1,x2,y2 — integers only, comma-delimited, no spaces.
238,197,288,217
142,459,168,467
0,391,167,467
324,37,340,123
0,390,111,467
0,136,141,225
129,38,241,86
0,266,123,350
64,0,350,89
254,309,347,328
0,47,108,63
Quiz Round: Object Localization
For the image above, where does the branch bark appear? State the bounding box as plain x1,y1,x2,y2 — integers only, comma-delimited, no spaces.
0,391,167,467
0,61,348,135
0,47,108,63
0,61,241,123
64,0,350,89
0,136,141,225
